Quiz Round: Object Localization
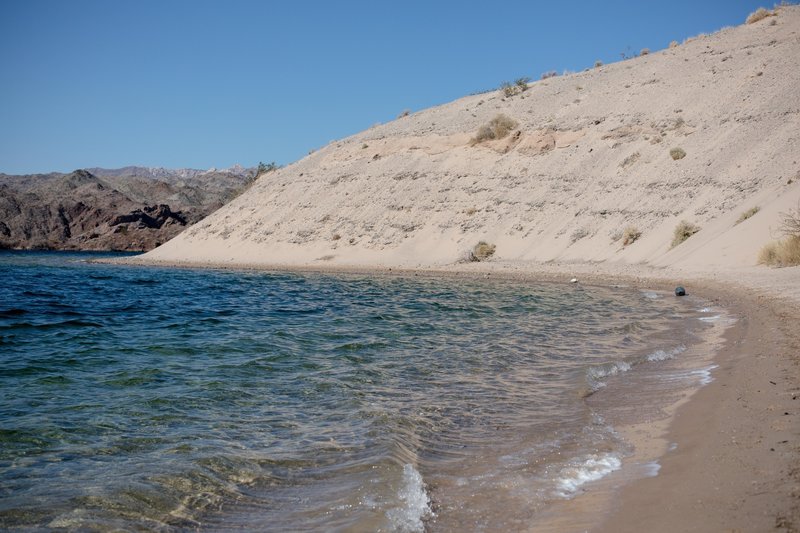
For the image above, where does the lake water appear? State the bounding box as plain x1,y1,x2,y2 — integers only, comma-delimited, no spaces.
0,251,724,531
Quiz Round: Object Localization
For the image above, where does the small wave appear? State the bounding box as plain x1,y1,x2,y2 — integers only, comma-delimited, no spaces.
690,364,718,385
646,345,686,362
0,308,27,318
586,361,632,393
641,461,661,477
386,464,433,533
586,345,687,393
641,291,660,299
0,319,103,331
554,453,622,496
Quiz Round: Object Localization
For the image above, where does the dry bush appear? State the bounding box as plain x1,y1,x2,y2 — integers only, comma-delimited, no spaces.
622,226,642,246
541,71,558,80
500,81,516,98
671,220,700,248
594,60,603,68
669,40,679,48
746,7,774,24
463,241,496,262
640,48,650,56
779,202,800,237
472,114,518,144
670,147,686,160
735,206,760,225
397,109,410,119
570,227,589,243
758,236,800,266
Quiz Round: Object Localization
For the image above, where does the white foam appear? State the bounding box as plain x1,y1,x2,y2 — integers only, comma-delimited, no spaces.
641,291,660,299
587,361,633,392
386,464,433,532
646,345,686,362
698,314,722,322
588,361,632,380
641,461,661,477
554,453,622,497
690,364,718,385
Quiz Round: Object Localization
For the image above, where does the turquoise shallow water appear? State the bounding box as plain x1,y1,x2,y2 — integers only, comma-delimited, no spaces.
0,251,713,531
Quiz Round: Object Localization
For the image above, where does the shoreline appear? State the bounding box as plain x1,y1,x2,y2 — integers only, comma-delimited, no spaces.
98,255,800,530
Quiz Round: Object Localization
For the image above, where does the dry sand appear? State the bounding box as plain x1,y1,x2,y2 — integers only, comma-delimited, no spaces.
118,6,800,531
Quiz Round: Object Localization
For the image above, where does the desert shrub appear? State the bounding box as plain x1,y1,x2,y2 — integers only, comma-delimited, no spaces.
500,78,531,97
332,233,341,241
256,161,279,177
669,40,679,48
670,147,686,160
746,7,774,24
594,60,603,68
758,235,800,266
622,226,642,246
671,220,700,248
541,71,558,80
465,207,477,216
570,227,589,243
397,109,410,119
474,125,495,143
472,114,518,143
758,203,800,266
735,206,760,225
779,202,800,236
464,241,496,262
500,81,516,97
640,48,650,56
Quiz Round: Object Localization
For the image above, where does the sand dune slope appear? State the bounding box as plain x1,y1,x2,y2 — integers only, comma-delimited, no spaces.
144,7,800,278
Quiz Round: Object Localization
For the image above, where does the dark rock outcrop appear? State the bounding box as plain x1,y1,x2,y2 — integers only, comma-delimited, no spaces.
0,167,251,251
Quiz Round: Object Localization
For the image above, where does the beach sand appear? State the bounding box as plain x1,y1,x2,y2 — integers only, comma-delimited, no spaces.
112,5,800,530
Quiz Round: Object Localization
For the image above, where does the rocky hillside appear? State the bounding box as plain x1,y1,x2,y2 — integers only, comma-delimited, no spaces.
0,166,253,251
142,7,798,271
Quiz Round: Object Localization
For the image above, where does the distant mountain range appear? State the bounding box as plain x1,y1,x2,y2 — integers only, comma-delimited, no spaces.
0,165,256,251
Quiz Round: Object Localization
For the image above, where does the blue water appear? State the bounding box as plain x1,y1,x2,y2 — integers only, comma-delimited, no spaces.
0,251,712,531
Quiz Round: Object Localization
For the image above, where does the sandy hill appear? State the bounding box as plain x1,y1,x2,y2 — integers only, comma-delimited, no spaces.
143,7,800,279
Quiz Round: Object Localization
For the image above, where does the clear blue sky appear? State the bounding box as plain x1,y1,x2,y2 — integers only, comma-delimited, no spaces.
0,0,770,174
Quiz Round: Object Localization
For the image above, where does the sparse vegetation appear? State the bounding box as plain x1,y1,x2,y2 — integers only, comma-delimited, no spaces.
746,7,774,24
669,40,679,48
735,206,760,224
541,71,558,80
758,203,800,266
622,226,642,246
332,233,341,241
670,147,687,160
570,227,589,243
594,60,603,68
671,220,700,248
472,114,518,143
640,48,650,56
780,202,800,236
465,207,477,216
758,236,800,266
463,241,496,262
500,77,531,97
256,161,279,177
397,109,410,119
